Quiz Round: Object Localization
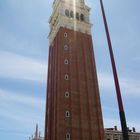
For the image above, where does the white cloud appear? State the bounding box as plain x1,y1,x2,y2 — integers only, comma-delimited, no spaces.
98,72,115,89
0,89,45,108
120,78,140,95
98,72,140,97
0,51,47,82
0,89,45,124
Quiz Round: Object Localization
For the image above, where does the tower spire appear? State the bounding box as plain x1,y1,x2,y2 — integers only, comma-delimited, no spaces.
35,123,39,138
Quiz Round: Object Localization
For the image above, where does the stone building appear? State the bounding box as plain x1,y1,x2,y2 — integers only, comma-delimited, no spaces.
29,125,140,140
105,126,140,140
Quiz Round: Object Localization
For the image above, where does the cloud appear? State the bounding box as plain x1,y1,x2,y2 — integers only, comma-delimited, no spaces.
0,88,45,138
98,72,115,89
120,78,140,95
0,51,48,82
103,118,120,129
0,89,45,124
0,128,30,136
0,89,45,108
98,72,140,97
0,25,48,61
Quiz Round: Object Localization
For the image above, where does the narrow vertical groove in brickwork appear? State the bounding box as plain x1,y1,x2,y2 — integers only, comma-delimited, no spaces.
55,30,61,140
88,37,104,140
76,32,82,140
82,34,92,140
45,47,51,140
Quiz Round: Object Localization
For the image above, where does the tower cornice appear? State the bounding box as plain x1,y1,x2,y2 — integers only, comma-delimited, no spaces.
48,15,92,45
48,0,93,45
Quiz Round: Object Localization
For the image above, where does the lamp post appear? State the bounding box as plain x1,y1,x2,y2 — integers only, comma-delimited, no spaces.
99,0,129,140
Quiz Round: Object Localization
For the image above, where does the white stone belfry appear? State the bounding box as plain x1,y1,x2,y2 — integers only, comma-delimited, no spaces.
48,0,92,44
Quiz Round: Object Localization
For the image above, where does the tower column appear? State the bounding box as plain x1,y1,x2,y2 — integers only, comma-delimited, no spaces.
45,0,104,140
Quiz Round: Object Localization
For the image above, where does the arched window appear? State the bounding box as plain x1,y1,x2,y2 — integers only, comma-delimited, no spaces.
65,74,69,80
65,9,69,17
70,11,74,18
64,45,68,51
64,32,68,38
66,132,71,140
80,14,84,21
64,59,69,64
65,91,70,98
65,111,70,118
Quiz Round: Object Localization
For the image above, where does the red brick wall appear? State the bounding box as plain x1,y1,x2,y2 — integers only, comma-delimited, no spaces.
45,27,104,140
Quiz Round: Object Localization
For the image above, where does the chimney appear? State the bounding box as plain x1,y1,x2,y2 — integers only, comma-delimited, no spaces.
114,126,117,130
132,127,136,132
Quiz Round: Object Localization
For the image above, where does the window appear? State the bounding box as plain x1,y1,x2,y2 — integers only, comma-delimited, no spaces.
80,14,84,21
70,11,74,18
64,59,69,64
64,32,68,38
76,12,79,20
65,91,70,98
65,111,70,117
66,132,71,140
64,45,68,51
65,9,69,17
65,74,69,80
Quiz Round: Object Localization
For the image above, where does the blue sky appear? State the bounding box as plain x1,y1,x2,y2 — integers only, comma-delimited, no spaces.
0,0,140,140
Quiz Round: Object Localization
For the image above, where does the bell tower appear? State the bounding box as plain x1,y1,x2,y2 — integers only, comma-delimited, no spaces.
45,0,104,140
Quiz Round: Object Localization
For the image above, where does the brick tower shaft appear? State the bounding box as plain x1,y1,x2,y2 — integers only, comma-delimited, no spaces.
45,0,104,140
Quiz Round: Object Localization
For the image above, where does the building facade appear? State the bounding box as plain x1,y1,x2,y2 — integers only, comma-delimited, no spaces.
105,126,140,140
45,0,104,140
30,125,140,140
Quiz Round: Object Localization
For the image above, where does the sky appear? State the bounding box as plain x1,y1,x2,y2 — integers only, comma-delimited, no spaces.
0,0,140,140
